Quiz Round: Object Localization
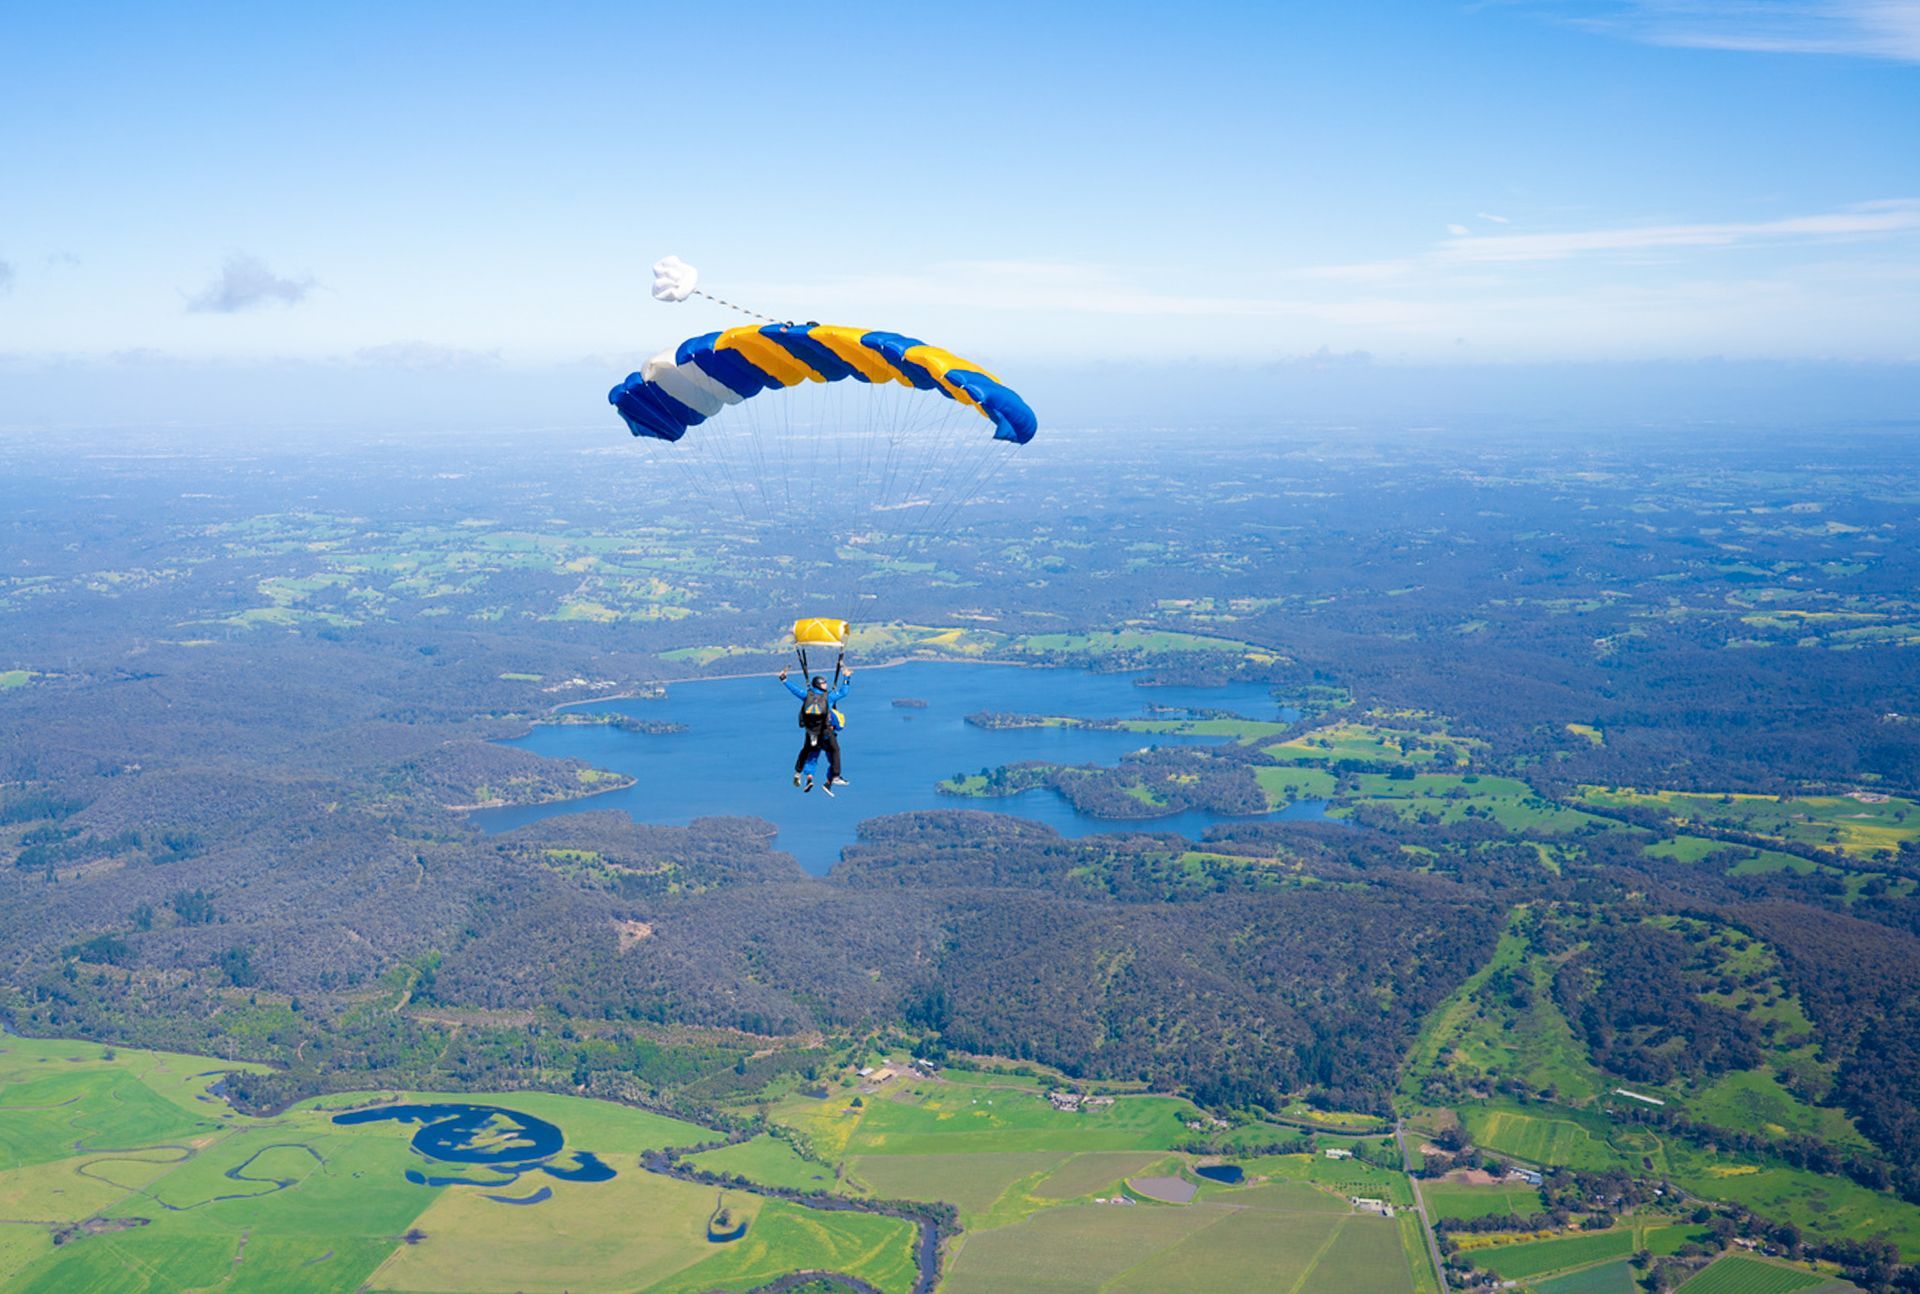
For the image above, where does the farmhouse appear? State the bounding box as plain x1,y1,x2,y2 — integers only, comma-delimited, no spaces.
1351,1197,1394,1217
1324,1147,1353,1160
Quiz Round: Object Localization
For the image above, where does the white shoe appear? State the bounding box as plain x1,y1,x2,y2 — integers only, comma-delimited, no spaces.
821,783,835,798
829,777,850,787
792,773,803,788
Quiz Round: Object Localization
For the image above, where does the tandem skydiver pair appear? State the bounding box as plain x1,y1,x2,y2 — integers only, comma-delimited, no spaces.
781,618,852,797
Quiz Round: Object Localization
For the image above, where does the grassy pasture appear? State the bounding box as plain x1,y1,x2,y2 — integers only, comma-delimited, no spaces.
849,1151,1070,1227
1641,1224,1716,1256
942,1202,1224,1294
1666,1156,1920,1258
1401,919,1609,1107
1016,629,1275,660
364,1157,919,1294
3,1035,933,1293
1266,720,1478,768
1423,1179,1546,1221
1687,1070,1865,1149
1340,774,1607,833
689,1134,837,1192
1255,765,1340,806
1578,788,1920,860
652,1199,918,1294
1225,1151,1415,1208
1115,1211,1410,1294
1463,1105,1632,1172
0,1225,53,1286
942,1202,1412,1294
1029,1151,1164,1200
366,1169,752,1293
1202,1179,1350,1212
828,1083,1197,1157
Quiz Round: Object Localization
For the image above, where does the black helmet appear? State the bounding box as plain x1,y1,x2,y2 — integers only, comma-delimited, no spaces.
811,676,827,689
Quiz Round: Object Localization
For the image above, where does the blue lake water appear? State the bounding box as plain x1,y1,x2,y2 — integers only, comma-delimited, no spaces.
333,1102,616,1202
474,662,1329,873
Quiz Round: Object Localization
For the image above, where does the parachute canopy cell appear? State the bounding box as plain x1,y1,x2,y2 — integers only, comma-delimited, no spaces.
792,618,850,648
609,324,1037,447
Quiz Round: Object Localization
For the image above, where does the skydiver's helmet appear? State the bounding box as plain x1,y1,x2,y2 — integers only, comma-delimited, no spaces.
811,677,827,690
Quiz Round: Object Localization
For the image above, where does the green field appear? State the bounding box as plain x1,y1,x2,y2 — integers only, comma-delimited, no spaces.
944,1204,1412,1294
1578,788,1920,860
1422,1179,1546,1221
1533,1258,1636,1294
1463,1105,1635,1172
1666,1155,1920,1258
851,1151,1074,1228
1687,1070,1866,1150
1467,1229,1636,1280
0,1036,923,1293
1338,773,1607,833
1400,916,1611,1107
1255,765,1340,807
776,1079,1199,1158
1016,628,1277,661
1677,1255,1827,1294
1265,718,1482,768
686,1134,838,1192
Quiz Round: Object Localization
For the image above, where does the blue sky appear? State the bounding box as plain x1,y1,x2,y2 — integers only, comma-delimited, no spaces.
1,1,1916,393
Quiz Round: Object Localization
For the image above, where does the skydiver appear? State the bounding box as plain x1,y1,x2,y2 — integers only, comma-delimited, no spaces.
780,668,851,795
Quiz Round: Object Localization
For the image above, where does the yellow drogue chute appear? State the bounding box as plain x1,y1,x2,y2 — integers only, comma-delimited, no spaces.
792,618,851,691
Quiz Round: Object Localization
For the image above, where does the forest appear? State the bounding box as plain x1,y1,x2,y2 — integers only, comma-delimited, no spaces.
3,423,1920,1282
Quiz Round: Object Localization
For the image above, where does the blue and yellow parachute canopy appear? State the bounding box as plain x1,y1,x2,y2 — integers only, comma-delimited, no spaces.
609,324,1037,446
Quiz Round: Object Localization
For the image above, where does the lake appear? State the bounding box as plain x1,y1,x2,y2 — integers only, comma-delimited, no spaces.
473,661,1329,872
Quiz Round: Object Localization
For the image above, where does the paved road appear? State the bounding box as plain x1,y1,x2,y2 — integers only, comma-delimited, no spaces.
1396,1120,1450,1292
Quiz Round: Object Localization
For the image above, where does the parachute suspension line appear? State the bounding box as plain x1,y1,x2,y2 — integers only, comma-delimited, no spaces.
924,436,1017,542
687,287,790,326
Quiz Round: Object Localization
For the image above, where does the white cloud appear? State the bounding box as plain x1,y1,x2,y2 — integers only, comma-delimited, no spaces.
1434,200,1920,263
1447,223,1473,236
1571,1,1920,63
187,253,315,313
1476,212,1511,224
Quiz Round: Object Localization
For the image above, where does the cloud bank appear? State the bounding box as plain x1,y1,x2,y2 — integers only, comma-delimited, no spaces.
187,253,315,313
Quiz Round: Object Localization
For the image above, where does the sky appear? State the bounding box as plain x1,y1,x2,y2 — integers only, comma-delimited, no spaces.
2,1,1918,427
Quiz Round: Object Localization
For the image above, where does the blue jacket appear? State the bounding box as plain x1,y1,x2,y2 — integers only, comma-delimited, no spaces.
784,675,850,706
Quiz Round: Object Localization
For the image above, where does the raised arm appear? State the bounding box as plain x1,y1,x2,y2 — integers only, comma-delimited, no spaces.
828,671,852,704
780,672,808,700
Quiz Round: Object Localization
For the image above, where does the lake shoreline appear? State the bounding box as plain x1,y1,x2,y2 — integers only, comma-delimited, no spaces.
475,662,1308,869
547,653,1048,713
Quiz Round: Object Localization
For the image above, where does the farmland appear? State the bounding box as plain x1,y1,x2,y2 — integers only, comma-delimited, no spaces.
0,1035,920,1294
1676,1255,1827,1294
